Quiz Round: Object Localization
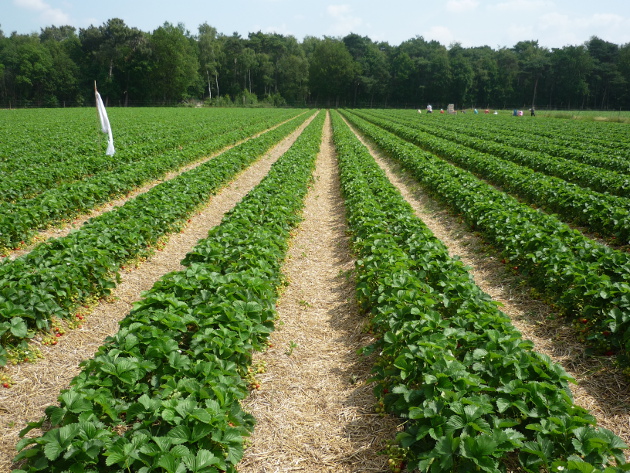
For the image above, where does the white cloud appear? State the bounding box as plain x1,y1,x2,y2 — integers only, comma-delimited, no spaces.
540,12,624,31
489,0,553,12
446,0,479,13
538,12,569,29
82,17,99,28
582,13,625,29
538,12,627,31
326,4,363,35
423,25,455,45
537,12,630,47
507,24,536,41
262,23,294,36
13,0,70,25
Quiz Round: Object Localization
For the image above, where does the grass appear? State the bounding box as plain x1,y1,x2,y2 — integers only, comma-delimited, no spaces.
542,109,630,123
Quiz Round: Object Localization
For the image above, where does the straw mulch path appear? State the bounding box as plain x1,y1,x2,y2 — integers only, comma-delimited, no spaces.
238,112,400,473
347,121,630,457
0,114,315,473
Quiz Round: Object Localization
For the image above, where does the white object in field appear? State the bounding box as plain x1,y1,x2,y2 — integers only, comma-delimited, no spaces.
95,90,115,155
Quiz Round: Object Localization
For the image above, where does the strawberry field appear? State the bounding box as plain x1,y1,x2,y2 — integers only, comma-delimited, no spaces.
1,107,629,473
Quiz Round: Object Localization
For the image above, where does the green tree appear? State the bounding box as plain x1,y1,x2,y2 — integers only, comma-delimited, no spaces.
448,44,474,107
549,45,592,108
78,18,149,105
0,33,53,106
245,32,308,104
618,43,630,108
393,37,430,106
513,40,551,107
495,47,519,107
301,35,320,59
149,22,200,103
219,32,245,98
466,46,499,108
427,45,451,105
197,23,222,100
388,50,416,106
256,52,274,96
6,18,630,110
308,37,356,106
342,33,390,107
40,26,81,105
390,37,451,108
240,47,256,93
586,36,627,109
276,53,308,104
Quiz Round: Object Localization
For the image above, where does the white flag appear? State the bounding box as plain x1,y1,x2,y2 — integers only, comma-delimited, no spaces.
95,89,115,156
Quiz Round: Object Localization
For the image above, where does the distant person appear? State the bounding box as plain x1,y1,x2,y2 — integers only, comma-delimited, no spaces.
484,109,489,114
474,109,478,114
427,104,433,113
440,109,445,114
513,109,518,116
530,107,536,116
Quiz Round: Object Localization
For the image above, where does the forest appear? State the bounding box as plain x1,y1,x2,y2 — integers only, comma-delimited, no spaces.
1,17,629,110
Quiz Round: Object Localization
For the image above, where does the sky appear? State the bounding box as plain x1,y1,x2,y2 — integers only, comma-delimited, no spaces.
2,0,630,49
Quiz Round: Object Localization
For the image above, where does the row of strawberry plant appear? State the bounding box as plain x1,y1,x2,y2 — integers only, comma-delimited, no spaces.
473,113,630,164
0,112,312,366
340,109,630,367
419,110,630,167
1,109,99,176
0,108,299,203
0,110,302,251
12,111,325,473
367,109,630,199
331,110,628,473
352,110,630,244
1,108,218,201
447,112,629,175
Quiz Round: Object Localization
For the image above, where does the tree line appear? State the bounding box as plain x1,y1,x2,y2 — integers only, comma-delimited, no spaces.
1,18,629,110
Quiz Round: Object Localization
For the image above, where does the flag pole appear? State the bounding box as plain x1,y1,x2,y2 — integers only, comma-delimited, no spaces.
94,81,99,148
94,81,98,133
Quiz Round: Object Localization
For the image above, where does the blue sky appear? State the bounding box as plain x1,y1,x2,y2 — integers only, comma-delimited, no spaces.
3,0,630,48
